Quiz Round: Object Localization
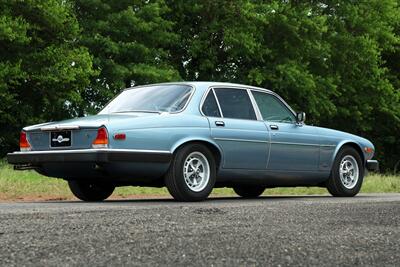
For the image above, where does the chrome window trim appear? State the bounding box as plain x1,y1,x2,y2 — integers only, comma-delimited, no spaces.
212,88,224,118
200,84,297,123
99,83,196,115
199,88,223,118
247,89,263,121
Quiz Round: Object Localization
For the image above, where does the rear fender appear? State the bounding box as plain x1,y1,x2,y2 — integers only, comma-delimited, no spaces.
171,137,224,168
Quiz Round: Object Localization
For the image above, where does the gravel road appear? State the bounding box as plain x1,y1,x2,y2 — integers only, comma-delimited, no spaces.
0,194,399,266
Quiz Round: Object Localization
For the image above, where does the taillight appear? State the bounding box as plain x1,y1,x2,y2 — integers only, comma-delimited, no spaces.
92,127,108,148
20,131,31,151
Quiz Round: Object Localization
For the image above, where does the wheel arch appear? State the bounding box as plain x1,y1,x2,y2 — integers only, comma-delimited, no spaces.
333,141,365,167
171,138,223,170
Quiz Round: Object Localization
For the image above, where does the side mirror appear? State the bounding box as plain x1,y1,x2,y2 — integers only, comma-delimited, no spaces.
296,112,306,124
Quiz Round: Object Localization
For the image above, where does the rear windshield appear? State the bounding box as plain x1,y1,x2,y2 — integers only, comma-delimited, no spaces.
99,85,193,114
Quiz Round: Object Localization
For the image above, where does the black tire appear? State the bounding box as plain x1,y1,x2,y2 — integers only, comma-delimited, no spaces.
165,143,216,201
68,180,115,201
326,146,364,197
233,185,265,198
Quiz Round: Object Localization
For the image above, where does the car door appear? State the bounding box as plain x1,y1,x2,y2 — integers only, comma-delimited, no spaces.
250,90,320,171
201,87,270,170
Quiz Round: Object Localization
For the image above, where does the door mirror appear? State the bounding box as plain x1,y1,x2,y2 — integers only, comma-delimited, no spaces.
296,112,306,124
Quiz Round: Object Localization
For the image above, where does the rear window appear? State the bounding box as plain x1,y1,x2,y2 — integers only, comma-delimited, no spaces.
99,85,193,114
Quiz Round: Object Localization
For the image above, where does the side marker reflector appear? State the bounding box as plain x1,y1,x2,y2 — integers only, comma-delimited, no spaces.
364,147,373,153
114,133,126,140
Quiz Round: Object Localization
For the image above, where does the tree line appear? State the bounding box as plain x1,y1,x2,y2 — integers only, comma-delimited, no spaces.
0,0,399,171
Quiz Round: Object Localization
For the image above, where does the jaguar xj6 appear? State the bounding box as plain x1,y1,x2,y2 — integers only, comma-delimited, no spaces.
7,82,379,201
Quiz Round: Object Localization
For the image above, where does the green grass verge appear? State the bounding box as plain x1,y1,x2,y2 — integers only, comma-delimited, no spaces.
0,161,399,201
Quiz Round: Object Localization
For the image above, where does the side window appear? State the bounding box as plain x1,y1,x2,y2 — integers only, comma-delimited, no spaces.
252,91,295,123
202,90,221,117
214,88,257,120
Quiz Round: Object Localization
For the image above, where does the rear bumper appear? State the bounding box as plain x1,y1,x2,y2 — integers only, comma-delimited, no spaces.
7,149,172,167
366,160,379,172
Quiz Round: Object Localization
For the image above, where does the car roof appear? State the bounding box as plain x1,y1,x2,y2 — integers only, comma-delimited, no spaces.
126,81,274,94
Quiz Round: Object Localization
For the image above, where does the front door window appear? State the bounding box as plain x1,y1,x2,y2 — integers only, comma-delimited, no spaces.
251,91,295,123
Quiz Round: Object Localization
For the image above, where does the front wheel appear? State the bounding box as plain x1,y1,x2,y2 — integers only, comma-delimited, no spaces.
68,180,115,201
326,146,364,197
165,143,216,201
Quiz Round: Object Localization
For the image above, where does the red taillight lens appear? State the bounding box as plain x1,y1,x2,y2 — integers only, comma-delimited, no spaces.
20,131,31,151
92,127,108,148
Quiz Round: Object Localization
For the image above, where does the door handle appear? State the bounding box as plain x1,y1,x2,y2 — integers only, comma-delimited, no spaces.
270,125,279,130
215,121,225,127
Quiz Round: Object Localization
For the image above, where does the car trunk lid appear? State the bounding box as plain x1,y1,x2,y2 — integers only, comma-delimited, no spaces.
22,113,160,151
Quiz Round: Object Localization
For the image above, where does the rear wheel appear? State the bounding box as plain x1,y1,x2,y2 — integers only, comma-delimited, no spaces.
326,146,364,197
68,180,115,201
233,185,265,198
165,143,216,201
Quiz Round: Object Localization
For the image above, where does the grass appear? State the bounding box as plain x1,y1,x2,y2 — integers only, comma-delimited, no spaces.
0,161,399,201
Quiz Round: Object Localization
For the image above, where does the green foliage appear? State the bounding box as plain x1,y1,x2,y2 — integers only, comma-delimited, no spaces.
74,0,181,111
166,0,400,170
0,0,399,170
0,0,95,155
319,0,400,170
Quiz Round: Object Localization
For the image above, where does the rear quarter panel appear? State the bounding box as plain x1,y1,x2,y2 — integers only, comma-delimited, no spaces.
108,114,216,153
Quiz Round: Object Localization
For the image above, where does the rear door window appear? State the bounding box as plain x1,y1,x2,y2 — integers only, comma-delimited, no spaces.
214,88,257,120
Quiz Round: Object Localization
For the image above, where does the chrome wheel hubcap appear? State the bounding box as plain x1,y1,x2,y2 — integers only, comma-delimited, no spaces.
339,155,359,189
183,152,210,192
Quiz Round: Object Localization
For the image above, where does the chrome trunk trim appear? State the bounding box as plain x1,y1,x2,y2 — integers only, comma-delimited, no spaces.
40,125,80,131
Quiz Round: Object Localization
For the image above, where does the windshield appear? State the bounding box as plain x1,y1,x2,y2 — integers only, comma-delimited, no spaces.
99,85,193,114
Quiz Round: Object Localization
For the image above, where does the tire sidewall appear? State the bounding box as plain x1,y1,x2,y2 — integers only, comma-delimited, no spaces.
332,147,364,196
172,144,216,201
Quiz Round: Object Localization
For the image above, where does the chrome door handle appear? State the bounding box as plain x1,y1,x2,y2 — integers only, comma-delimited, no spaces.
215,121,225,127
270,125,279,130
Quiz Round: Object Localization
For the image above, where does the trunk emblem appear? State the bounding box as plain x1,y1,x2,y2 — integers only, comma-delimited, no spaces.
52,135,70,143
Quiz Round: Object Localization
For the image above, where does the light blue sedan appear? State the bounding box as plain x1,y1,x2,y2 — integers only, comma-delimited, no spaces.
8,82,379,201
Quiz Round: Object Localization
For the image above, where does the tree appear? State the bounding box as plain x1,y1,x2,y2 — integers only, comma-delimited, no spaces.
166,0,400,170
1,0,399,171
0,0,95,155
73,0,181,113
319,0,400,170
167,0,336,119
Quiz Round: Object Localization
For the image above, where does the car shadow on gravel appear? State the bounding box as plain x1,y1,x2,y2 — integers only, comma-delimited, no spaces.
44,195,346,204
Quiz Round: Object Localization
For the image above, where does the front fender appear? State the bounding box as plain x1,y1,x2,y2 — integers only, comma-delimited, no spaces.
331,140,365,166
